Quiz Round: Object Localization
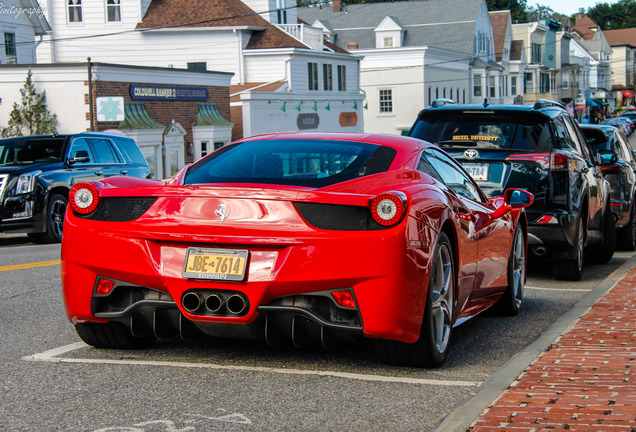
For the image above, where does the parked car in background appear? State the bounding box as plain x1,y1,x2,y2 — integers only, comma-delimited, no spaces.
602,116,634,136
618,111,636,126
408,99,615,280
0,132,151,243
580,124,636,251
61,132,533,368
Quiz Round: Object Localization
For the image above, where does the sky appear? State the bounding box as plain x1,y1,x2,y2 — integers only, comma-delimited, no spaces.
526,0,620,16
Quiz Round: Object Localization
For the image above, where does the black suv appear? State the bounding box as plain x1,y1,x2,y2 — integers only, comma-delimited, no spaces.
408,100,615,280
0,132,151,243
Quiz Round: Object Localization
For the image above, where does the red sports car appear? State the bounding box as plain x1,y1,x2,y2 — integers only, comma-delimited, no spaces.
61,132,532,367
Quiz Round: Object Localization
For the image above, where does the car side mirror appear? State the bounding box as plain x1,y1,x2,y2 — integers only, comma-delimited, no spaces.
596,149,617,165
491,188,534,219
69,150,90,164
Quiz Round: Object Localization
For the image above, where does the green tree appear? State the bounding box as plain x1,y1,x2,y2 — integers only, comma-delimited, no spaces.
485,0,528,22
587,0,636,29
1,69,57,137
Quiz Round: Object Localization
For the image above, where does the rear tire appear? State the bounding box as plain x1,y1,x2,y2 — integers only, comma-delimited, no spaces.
587,205,616,264
616,204,635,251
493,225,525,316
75,322,156,349
374,232,454,368
554,217,584,281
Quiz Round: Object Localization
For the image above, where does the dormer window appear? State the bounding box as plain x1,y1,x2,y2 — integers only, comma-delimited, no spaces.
107,0,121,22
68,0,82,23
374,16,404,48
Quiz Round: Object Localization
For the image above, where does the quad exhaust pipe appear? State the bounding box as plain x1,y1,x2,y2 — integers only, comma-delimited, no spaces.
182,291,248,316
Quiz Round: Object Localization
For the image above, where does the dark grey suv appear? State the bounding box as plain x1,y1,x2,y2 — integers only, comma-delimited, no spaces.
408,100,615,280
0,132,151,243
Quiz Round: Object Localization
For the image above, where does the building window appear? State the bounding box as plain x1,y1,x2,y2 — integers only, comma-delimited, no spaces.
489,76,496,97
540,72,550,93
106,0,121,22
276,0,287,24
428,87,432,106
308,62,318,91
337,65,346,91
443,88,446,98
4,32,16,60
187,62,207,72
323,64,333,91
214,142,225,150
525,72,533,93
383,37,394,48
473,74,482,97
531,42,541,63
201,141,209,157
68,0,82,22
511,76,517,95
379,89,393,113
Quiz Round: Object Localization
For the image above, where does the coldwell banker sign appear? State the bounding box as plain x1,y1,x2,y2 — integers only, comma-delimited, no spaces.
130,84,208,101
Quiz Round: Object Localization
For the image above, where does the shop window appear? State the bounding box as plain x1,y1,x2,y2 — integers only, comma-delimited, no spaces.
68,0,82,23
337,65,346,91
379,89,393,113
323,64,333,91
106,0,121,22
308,62,318,91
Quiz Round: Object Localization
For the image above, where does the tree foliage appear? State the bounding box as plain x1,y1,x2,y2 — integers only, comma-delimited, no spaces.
586,0,636,30
485,0,528,22
1,69,57,138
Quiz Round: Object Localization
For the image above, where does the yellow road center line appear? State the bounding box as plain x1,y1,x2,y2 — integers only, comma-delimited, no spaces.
0,260,61,272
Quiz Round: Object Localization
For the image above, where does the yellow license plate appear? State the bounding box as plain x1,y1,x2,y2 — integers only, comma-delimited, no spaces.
182,248,249,281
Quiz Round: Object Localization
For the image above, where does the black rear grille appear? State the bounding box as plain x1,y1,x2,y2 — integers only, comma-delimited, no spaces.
294,202,389,231
78,197,157,221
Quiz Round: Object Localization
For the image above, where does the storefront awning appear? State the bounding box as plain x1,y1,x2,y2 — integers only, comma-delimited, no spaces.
586,98,599,107
118,102,165,130
593,98,609,106
193,103,233,127
621,90,635,98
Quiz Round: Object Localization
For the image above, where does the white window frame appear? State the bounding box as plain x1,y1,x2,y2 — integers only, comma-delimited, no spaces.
68,0,83,23
106,0,121,22
308,62,318,91
379,88,393,115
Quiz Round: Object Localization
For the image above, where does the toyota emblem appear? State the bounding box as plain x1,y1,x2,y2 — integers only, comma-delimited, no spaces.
463,149,479,160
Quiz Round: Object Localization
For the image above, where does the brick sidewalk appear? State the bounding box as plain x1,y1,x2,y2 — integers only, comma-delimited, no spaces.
469,267,636,431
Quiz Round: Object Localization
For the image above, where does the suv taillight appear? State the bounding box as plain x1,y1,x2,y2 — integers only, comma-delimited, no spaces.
506,152,569,171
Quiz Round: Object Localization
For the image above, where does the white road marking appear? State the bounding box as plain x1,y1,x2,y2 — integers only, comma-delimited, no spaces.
23,342,481,387
525,286,592,292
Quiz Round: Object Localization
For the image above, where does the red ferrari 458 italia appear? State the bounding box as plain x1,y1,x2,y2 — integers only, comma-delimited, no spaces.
61,132,532,367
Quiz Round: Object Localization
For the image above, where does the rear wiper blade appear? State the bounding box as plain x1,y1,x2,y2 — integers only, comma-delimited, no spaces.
438,140,478,147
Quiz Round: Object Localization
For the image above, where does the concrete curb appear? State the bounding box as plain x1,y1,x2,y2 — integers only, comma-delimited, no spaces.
431,253,636,432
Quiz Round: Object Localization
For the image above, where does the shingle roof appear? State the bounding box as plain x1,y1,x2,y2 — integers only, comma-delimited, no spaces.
137,0,307,50
510,39,523,61
298,0,484,54
604,28,636,47
490,11,509,62
572,14,600,40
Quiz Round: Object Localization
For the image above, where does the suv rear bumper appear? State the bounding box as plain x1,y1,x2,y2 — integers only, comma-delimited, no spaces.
527,212,579,260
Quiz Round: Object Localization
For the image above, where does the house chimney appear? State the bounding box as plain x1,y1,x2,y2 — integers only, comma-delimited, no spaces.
347,41,358,50
334,0,342,12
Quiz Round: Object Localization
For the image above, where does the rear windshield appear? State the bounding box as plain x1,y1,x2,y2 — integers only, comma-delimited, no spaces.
0,138,65,165
409,111,555,151
184,139,397,188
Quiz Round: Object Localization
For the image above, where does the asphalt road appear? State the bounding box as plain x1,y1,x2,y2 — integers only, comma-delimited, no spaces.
1,236,633,432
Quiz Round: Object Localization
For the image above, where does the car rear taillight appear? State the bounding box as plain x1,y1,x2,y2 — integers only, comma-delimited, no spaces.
370,191,408,227
506,152,570,170
69,182,100,214
599,165,623,175
331,290,357,309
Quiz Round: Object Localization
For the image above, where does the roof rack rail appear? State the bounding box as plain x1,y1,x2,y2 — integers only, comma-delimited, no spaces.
533,99,565,110
430,98,456,108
